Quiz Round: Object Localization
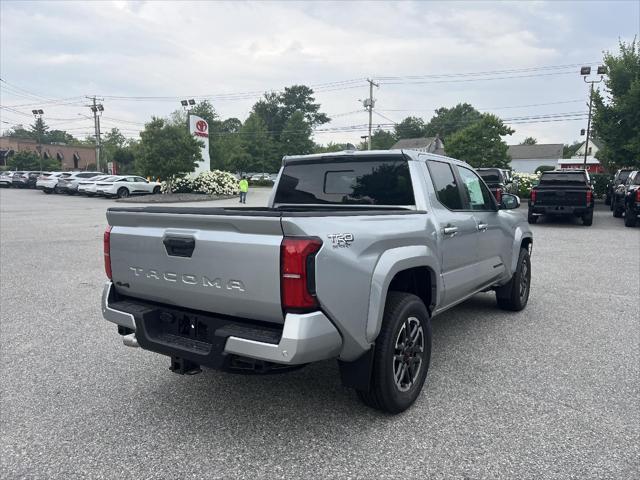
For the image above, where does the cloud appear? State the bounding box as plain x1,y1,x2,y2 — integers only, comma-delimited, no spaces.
1,0,637,146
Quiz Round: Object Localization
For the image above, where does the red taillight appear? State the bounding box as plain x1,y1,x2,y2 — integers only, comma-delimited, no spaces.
280,237,322,312
495,188,502,204
104,225,112,279
586,190,592,204
530,189,537,203
636,189,640,202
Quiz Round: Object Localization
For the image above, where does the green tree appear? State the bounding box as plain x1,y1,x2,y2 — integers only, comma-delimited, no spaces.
424,103,482,141
593,39,640,169
240,113,276,172
136,118,202,182
520,136,538,145
563,141,582,158
446,114,514,168
370,129,397,149
46,129,76,144
280,111,314,156
7,150,60,170
5,124,32,139
394,116,426,139
252,85,329,140
30,117,49,143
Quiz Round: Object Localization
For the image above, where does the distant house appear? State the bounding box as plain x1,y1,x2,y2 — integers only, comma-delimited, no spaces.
558,139,605,173
391,136,445,155
574,139,602,158
508,144,563,173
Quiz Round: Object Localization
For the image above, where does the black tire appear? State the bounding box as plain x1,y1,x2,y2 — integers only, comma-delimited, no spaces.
53,185,60,194
605,195,611,206
153,186,161,194
496,247,531,311
582,211,593,226
613,203,623,218
357,292,431,414
527,212,538,224
117,187,130,198
43,189,51,194
624,206,637,227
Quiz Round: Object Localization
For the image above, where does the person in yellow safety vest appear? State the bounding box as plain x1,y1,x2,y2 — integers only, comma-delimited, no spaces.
238,176,249,204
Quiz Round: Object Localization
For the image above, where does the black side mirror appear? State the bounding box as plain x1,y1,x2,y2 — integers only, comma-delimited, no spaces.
501,193,520,210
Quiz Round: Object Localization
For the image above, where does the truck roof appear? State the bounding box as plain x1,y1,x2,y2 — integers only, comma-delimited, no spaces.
282,149,468,167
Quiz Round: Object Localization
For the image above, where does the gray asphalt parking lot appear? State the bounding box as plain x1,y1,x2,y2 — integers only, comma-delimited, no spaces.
1,187,638,479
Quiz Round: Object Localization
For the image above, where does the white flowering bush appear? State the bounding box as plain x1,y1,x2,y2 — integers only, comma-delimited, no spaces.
160,175,194,194
512,172,541,198
192,170,238,196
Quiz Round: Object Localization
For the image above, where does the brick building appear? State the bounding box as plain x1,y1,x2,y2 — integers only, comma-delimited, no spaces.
0,137,97,170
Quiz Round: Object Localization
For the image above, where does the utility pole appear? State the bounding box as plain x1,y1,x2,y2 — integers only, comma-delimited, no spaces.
583,83,594,169
31,109,44,172
87,96,104,171
363,78,379,150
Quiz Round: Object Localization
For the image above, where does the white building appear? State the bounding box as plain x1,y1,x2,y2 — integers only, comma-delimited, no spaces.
508,144,563,173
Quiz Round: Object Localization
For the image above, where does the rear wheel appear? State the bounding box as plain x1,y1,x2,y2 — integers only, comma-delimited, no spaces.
527,211,538,224
613,201,623,218
43,189,51,194
153,186,161,194
117,187,130,198
496,247,531,311
357,292,431,414
582,211,593,226
624,206,637,227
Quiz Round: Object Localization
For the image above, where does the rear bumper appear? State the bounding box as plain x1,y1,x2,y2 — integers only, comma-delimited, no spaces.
529,204,592,216
101,282,342,366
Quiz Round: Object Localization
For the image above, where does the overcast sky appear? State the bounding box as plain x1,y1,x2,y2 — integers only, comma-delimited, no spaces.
1,0,638,146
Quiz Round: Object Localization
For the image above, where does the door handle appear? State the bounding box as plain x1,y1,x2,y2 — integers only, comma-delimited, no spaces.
443,226,458,236
477,223,488,232
163,236,196,258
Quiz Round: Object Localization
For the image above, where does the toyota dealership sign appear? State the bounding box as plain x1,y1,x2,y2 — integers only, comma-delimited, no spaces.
189,115,211,174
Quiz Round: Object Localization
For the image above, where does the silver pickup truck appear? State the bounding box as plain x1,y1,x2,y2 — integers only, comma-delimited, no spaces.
102,150,532,413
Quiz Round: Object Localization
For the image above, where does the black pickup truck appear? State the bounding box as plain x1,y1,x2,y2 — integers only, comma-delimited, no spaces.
528,170,594,226
617,170,640,227
476,168,509,203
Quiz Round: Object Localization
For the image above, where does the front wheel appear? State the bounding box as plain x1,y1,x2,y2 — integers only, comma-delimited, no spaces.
357,292,431,414
153,186,161,194
496,247,531,311
117,187,130,198
42,189,51,194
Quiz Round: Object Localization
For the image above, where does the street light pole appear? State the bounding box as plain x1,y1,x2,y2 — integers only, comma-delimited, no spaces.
31,109,44,172
580,65,606,170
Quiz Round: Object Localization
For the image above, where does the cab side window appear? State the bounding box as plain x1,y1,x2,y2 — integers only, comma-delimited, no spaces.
457,166,495,210
427,160,464,210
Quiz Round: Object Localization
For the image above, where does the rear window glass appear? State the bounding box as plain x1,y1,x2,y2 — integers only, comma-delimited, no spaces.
617,171,631,183
274,157,415,205
539,172,587,184
477,169,502,182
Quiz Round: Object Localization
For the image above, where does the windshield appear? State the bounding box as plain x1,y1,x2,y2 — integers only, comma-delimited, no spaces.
539,172,587,184
274,156,415,206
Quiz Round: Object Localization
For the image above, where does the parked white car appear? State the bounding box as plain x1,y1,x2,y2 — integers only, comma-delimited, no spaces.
95,175,161,198
250,173,271,181
36,172,64,193
78,175,116,196
0,171,15,187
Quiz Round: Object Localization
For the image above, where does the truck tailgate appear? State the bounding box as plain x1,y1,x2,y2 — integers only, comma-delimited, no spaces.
536,188,587,205
106,208,285,324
